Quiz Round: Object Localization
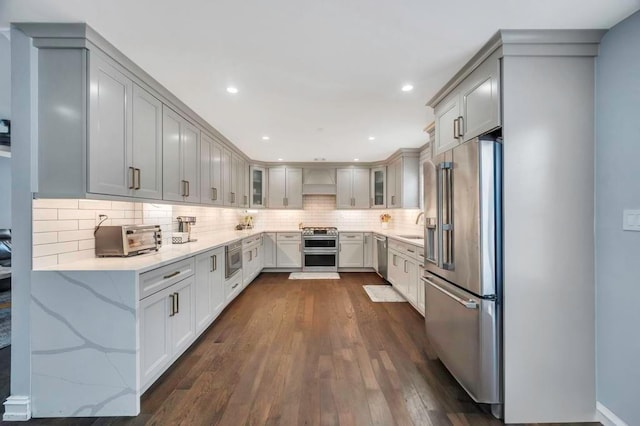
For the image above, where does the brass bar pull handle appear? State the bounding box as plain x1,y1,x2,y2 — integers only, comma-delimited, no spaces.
181,180,186,196
129,167,135,189
163,271,180,280
186,181,190,197
457,116,464,138
175,292,179,314
453,118,459,139
135,168,141,190
169,294,175,317
211,255,214,272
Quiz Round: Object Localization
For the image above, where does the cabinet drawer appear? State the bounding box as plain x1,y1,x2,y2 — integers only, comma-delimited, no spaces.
139,257,195,300
225,273,243,302
339,232,363,241
277,232,301,241
243,234,263,248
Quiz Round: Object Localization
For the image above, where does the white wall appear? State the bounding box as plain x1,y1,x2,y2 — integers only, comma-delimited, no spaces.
0,35,11,229
595,10,640,426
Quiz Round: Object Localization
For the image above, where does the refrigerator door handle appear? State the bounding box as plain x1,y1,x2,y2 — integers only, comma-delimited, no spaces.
422,276,477,309
441,161,454,270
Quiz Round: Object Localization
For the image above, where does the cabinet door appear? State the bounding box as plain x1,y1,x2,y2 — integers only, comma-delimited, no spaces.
250,166,266,208
222,149,233,206
434,93,461,156
170,276,196,358
255,244,264,272
243,249,253,287
263,233,277,267
229,155,239,207
210,141,223,206
235,157,248,208
88,54,132,197
352,169,370,208
460,52,500,142
405,259,418,306
131,84,162,200
336,169,353,209
210,248,225,317
268,168,286,208
162,106,184,202
339,241,364,268
140,288,171,389
388,250,400,286
394,255,409,297
387,161,397,207
371,167,386,208
277,241,301,268
417,265,425,316
285,168,303,208
195,251,214,334
200,133,212,205
182,121,200,203
363,233,373,268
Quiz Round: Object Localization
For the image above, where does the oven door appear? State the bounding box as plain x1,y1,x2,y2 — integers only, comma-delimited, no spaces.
303,250,338,272
303,237,337,250
226,248,243,278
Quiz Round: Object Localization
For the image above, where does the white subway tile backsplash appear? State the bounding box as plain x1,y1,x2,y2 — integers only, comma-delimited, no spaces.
32,209,58,220
33,197,423,267
33,241,78,257
32,232,58,245
33,199,79,209
57,229,94,243
33,220,78,233
58,249,95,264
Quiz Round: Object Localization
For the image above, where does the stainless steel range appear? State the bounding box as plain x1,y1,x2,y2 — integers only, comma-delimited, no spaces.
302,227,338,272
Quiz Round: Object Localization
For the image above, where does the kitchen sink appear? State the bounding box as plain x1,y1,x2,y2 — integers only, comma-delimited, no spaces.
397,235,423,240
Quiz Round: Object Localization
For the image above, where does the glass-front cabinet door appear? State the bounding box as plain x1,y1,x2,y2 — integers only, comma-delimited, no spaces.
250,166,267,208
370,166,386,208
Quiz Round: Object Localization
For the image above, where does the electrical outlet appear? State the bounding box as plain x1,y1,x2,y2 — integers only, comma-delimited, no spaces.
623,210,640,232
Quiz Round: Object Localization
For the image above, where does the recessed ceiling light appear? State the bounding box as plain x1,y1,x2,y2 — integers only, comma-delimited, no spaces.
226,86,238,94
354,158,360,162
262,136,270,141
401,84,414,92
277,158,283,161
368,136,375,141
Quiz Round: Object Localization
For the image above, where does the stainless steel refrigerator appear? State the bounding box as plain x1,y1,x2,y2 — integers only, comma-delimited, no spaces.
422,136,503,417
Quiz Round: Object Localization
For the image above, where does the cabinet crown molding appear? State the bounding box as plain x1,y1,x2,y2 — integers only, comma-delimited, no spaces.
427,29,607,108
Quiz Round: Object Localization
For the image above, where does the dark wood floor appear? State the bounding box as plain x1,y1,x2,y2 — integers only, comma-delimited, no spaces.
0,273,599,425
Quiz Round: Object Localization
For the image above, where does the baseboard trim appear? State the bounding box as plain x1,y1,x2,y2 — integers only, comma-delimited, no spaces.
597,401,628,426
3,395,31,421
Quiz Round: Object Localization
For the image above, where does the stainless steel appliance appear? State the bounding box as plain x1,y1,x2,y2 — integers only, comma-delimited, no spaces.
176,216,197,242
95,224,162,257
374,234,387,279
423,136,503,417
225,240,243,279
302,227,338,272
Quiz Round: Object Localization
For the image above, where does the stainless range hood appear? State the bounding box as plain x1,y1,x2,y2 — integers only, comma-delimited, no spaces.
302,168,336,195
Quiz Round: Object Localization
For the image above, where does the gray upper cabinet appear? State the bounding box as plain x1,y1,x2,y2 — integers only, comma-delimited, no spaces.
131,84,163,200
200,132,223,206
386,155,420,209
88,53,133,197
222,149,233,206
433,50,501,155
459,50,501,142
268,167,302,209
162,106,200,203
433,92,461,156
250,166,267,208
370,167,386,208
337,168,370,209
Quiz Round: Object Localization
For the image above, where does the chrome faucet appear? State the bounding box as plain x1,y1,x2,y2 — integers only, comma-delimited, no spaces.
415,211,424,225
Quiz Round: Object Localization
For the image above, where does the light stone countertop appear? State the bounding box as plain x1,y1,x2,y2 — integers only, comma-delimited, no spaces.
38,227,423,273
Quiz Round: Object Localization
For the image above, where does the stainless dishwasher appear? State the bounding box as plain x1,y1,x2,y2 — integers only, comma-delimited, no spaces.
374,235,388,280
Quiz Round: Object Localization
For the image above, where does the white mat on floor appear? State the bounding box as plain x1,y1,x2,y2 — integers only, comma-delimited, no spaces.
363,285,406,302
289,272,340,280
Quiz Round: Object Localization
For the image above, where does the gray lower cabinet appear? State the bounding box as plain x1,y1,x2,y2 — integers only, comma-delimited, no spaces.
276,233,302,267
200,132,224,206
140,274,196,391
336,168,370,209
363,233,374,268
88,53,163,200
268,167,303,209
162,105,200,203
339,233,364,268
194,247,224,335
263,232,277,267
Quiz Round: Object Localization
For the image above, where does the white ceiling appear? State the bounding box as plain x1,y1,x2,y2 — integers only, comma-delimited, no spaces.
1,0,639,162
